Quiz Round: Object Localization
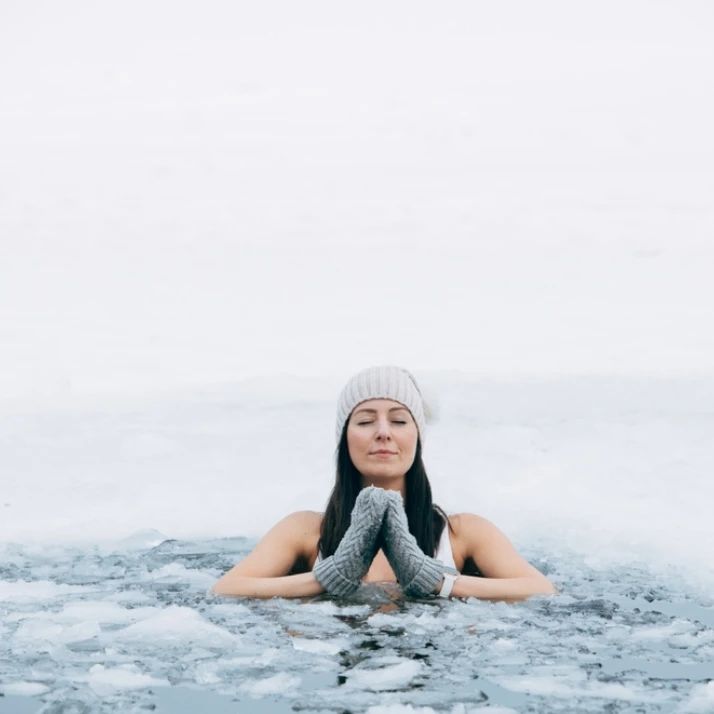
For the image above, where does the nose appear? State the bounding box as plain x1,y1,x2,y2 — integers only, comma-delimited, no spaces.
375,417,392,440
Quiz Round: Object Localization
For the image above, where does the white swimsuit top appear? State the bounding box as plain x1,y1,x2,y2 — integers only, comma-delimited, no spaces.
313,519,457,572
434,522,457,569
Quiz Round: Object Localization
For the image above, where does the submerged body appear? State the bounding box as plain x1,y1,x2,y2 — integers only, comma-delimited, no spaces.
214,507,554,600
213,367,556,601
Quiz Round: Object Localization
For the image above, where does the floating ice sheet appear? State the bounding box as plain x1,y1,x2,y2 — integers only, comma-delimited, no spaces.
0,536,712,713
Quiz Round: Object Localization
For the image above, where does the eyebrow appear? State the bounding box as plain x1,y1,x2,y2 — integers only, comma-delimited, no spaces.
353,407,409,415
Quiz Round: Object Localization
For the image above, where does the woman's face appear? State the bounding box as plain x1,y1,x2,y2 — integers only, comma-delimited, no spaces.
346,398,419,482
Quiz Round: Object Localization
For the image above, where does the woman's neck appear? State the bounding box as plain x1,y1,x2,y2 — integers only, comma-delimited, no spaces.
360,475,406,499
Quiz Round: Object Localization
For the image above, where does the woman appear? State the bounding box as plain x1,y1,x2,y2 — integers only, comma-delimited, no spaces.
212,365,556,601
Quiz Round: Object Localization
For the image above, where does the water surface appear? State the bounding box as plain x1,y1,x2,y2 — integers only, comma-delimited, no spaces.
1,537,712,713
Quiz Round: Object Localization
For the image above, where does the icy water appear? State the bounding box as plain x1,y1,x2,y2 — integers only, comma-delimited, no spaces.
1,536,713,714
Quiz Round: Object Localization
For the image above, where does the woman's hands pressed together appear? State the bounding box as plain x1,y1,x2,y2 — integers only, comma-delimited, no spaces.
313,486,389,596
379,490,456,597
316,486,456,598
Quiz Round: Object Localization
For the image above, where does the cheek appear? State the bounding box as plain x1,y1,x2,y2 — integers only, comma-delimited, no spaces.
346,428,367,456
402,426,418,449
405,435,418,463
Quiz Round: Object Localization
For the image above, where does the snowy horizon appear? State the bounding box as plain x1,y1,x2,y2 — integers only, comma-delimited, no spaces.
3,372,713,599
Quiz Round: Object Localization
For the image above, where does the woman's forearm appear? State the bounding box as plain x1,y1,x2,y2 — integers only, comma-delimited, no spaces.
210,571,557,602
212,572,325,599
451,574,557,602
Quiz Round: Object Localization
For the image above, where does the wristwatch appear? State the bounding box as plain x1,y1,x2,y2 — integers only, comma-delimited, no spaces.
437,572,458,598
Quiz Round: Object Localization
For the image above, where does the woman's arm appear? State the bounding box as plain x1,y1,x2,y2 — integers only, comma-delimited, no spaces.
450,514,557,602
212,571,324,598
211,511,325,598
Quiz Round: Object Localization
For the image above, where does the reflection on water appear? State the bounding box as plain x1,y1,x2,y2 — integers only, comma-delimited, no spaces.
0,537,712,713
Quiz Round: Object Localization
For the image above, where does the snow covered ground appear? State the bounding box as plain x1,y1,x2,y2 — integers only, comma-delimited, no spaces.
2,373,713,598
1,0,714,711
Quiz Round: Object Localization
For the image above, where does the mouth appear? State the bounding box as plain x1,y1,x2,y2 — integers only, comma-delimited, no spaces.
370,451,397,455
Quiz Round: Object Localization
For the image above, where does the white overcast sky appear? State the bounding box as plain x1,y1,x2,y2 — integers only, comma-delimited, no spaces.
1,1,713,406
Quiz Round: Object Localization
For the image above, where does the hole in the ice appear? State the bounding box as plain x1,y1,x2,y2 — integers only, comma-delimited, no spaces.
357,638,382,651
379,627,405,636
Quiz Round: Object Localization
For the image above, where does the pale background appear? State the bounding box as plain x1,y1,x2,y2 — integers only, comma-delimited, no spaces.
1,1,713,591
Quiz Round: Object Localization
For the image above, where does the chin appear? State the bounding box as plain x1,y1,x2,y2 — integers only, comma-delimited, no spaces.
363,470,401,481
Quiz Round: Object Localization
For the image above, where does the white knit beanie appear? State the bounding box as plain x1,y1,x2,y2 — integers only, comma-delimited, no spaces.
335,365,426,443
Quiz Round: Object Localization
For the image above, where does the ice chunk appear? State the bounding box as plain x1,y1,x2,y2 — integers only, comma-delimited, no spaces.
221,648,282,667
0,580,88,602
240,673,301,696
366,612,401,629
146,562,216,588
494,668,670,704
366,706,438,714
630,619,696,642
670,629,714,648
345,658,423,691
85,664,168,695
193,661,223,685
291,636,349,655
13,619,64,645
367,609,445,634
58,620,101,644
9,601,159,651
113,605,239,647
0,682,50,696
206,602,253,618
297,601,342,615
365,704,510,714
57,600,157,625
106,590,155,605
491,638,518,652
677,681,714,713
292,600,370,618
108,529,169,551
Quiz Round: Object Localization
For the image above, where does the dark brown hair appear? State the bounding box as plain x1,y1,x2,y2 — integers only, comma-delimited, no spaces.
317,423,453,559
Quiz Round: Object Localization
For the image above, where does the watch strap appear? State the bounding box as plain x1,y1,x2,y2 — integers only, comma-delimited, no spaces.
437,572,458,598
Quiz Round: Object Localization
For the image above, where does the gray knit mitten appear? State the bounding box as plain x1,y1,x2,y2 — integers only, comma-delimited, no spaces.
380,490,457,598
314,486,388,596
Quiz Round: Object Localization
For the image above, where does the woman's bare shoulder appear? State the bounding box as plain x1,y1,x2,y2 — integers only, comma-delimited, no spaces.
277,510,322,546
447,512,504,553
284,510,323,530
221,510,323,579
447,512,493,533
447,512,544,579
276,511,322,566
